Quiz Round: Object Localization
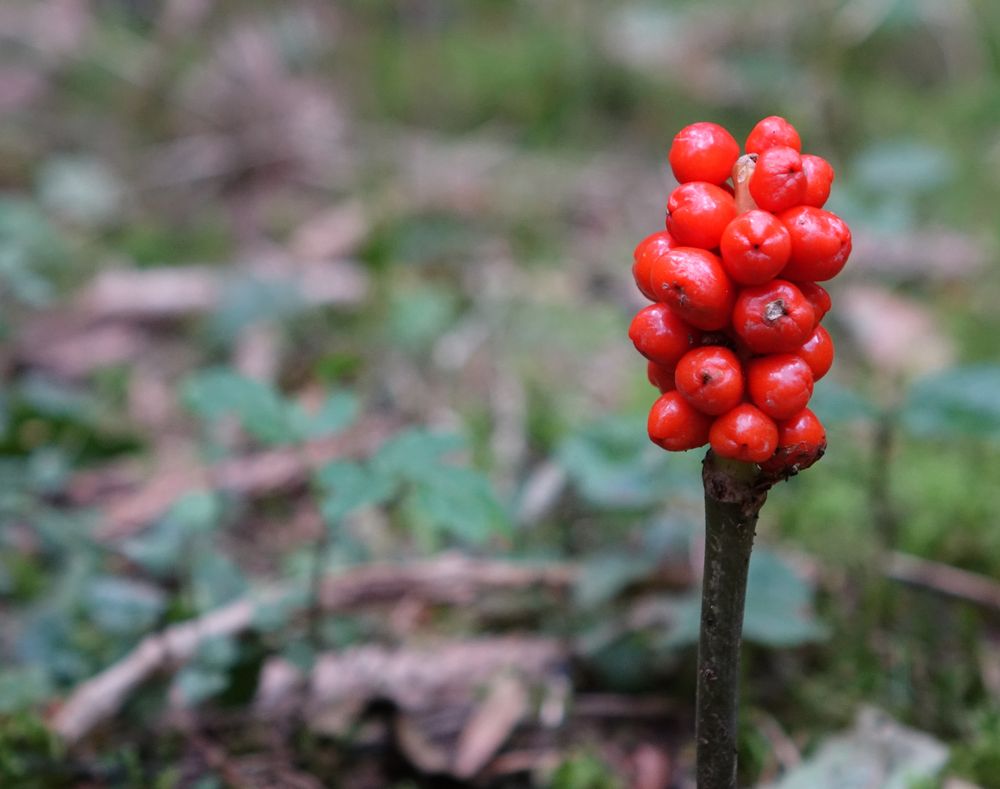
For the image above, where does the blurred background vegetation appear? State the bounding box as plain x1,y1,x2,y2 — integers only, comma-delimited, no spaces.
2,0,1000,786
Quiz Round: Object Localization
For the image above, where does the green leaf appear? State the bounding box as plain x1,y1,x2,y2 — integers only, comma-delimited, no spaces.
194,636,239,669
36,155,123,227
0,197,65,306
809,380,878,425
664,547,827,649
209,277,303,342
174,666,228,706
120,517,186,576
299,391,359,439
182,368,295,445
183,369,359,445
408,466,510,544
901,365,1000,440
0,667,53,713
371,428,466,482
854,141,955,195
765,708,948,789
170,491,222,534
557,415,697,508
84,576,166,635
741,548,828,647
387,285,458,352
190,551,246,612
574,552,658,609
315,460,394,522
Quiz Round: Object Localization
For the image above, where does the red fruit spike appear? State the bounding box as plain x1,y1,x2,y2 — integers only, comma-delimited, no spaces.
801,154,835,208
628,303,700,367
709,404,779,464
778,206,852,282
745,116,802,155
749,146,807,213
746,353,815,421
761,408,827,473
665,182,737,250
647,360,677,393
732,280,816,354
648,247,735,331
648,391,713,451
796,324,835,380
632,231,678,301
796,282,832,322
719,209,792,285
668,122,741,185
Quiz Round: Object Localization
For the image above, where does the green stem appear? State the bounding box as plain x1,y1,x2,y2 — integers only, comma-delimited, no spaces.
306,525,332,647
696,452,769,789
869,412,897,548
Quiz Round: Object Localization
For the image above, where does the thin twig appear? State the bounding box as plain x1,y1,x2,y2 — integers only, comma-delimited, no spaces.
52,555,576,744
886,551,1000,611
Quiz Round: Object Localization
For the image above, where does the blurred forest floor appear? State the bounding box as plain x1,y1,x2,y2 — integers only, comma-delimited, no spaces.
3,1,1000,787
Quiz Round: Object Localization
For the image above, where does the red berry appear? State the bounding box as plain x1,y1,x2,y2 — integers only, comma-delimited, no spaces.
709,404,779,463
665,182,737,249
749,146,807,213
719,209,792,285
674,346,745,416
649,247,735,331
779,206,852,281
796,282,831,322
647,360,676,393
732,280,816,354
761,408,826,473
747,354,815,420
632,231,677,301
796,325,834,380
668,122,741,185
628,303,700,367
648,391,712,451
801,154,835,208
745,116,801,155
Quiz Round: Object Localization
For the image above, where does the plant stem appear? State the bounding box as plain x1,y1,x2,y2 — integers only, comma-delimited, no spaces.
696,451,769,789
306,524,332,647
869,412,897,547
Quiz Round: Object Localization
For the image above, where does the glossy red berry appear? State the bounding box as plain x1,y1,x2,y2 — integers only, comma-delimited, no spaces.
745,116,801,155
801,154,835,208
647,360,676,393
747,354,815,420
796,325,835,380
632,231,677,301
668,122,741,185
796,282,831,322
719,209,792,285
628,303,700,367
709,404,779,463
649,247,735,331
674,346,745,416
665,182,737,250
761,408,827,473
749,146,807,213
779,206,852,282
732,279,816,354
648,391,712,451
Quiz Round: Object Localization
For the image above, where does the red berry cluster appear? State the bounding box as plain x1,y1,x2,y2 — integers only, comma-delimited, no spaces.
630,117,848,473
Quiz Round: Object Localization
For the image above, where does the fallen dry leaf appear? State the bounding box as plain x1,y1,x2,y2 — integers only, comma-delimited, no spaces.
838,285,954,381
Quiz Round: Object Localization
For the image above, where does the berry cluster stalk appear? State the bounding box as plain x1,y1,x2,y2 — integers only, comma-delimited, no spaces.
696,153,767,788
696,453,768,788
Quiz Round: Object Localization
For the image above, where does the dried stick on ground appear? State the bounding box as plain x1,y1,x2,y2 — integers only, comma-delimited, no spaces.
886,551,1000,611
51,555,577,744
72,416,397,541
